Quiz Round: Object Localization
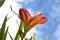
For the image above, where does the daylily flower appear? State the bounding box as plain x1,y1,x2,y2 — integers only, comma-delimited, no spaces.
19,8,47,32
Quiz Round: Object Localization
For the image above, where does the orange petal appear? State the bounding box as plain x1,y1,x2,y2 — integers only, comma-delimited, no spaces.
29,13,42,27
38,17,47,24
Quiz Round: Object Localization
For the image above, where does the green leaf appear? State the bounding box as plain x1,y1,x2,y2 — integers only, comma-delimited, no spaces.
25,37,32,40
14,29,21,40
19,21,23,32
3,27,9,40
33,33,36,40
29,37,32,40
14,21,23,40
8,32,13,40
44,36,48,40
0,15,7,40
0,0,5,7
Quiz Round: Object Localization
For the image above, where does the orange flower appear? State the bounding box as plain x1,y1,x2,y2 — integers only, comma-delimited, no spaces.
19,8,47,32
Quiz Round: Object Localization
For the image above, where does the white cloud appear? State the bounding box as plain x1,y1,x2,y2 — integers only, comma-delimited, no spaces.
54,25,60,40
13,0,24,2
14,0,34,4
46,1,60,39
27,8,42,17
44,0,60,20
27,8,35,16
43,0,60,40
54,0,60,4
49,5,60,19
24,0,34,4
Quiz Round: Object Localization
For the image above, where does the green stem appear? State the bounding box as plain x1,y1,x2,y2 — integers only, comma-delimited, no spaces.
20,32,26,40
21,37,23,40
14,29,20,40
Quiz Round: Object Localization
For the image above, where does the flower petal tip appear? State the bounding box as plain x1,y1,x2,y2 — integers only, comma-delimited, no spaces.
39,17,47,24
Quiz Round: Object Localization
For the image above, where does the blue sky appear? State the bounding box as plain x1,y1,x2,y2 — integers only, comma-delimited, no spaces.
15,0,60,40
0,0,60,40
